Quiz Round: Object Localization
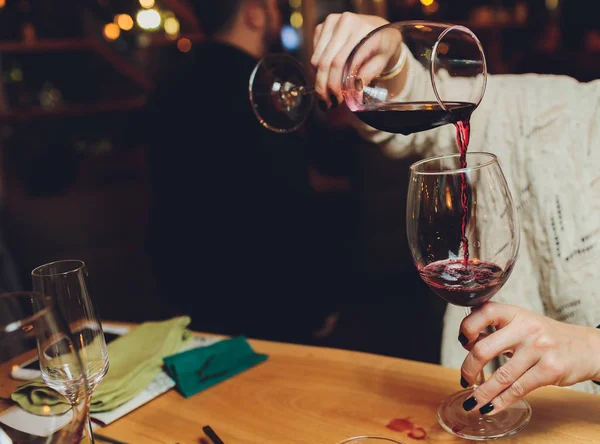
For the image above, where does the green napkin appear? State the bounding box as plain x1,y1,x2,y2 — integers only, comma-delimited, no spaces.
12,316,192,415
163,336,268,398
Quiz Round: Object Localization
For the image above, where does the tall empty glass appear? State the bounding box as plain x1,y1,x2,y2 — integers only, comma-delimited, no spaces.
0,291,88,442
32,260,109,444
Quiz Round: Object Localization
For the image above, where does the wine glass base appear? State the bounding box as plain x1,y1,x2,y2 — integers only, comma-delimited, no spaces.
437,388,531,440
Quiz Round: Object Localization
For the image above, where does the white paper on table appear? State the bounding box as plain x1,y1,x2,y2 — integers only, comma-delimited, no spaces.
0,407,71,438
0,428,13,444
0,327,221,437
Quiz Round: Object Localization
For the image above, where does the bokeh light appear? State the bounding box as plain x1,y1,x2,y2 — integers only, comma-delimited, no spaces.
139,0,155,8
164,17,180,36
177,38,192,53
116,14,134,31
281,25,301,51
290,11,303,28
103,23,121,41
423,0,439,14
136,9,161,30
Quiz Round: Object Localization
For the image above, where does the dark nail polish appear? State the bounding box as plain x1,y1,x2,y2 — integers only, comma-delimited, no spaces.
460,376,469,388
479,403,494,415
330,95,338,108
462,396,477,412
319,100,328,112
458,333,468,345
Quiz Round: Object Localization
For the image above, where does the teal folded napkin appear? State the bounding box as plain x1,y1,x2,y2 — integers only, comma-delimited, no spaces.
163,336,268,398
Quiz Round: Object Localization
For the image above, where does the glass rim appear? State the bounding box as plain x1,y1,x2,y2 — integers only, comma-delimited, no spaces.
0,291,55,333
430,24,487,111
335,437,405,444
380,20,475,30
409,152,497,176
31,259,86,278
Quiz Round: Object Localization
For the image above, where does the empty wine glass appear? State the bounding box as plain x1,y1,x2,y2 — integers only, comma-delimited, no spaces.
249,21,486,134
406,153,530,440
0,291,88,442
32,260,109,444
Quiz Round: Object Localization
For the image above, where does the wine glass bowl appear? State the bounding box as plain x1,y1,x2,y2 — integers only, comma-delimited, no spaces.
406,153,530,440
0,292,88,442
407,153,519,307
249,53,314,133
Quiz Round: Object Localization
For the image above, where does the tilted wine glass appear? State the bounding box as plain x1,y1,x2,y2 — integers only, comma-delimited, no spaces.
406,152,530,440
249,21,487,135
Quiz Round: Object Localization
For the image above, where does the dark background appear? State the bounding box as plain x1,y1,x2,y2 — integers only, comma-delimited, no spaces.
0,0,598,364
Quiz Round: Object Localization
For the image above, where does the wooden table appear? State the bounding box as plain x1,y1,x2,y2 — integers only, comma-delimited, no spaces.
96,335,600,444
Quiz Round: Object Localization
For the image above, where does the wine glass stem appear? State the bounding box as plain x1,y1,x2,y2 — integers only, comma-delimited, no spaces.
464,307,486,386
84,397,95,444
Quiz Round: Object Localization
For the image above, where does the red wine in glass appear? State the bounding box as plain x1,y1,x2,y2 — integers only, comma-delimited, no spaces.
419,259,513,307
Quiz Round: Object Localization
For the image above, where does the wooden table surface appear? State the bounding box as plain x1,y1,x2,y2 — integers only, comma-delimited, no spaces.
96,335,600,444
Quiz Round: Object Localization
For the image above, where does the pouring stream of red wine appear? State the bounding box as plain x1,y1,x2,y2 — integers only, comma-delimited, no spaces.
355,101,474,265
455,118,471,266
356,101,510,306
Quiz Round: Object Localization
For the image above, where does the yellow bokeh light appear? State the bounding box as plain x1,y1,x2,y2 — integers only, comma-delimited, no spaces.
545,0,559,11
0,0,5,8
423,0,439,14
103,23,120,41
139,0,155,8
290,11,303,28
136,9,161,30
9,68,22,82
164,17,180,35
177,38,192,53
289,0,301,8
420,0,434,5
116,14,134,31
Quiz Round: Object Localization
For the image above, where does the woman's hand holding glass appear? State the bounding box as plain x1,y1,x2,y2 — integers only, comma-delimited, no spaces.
459,302,600,416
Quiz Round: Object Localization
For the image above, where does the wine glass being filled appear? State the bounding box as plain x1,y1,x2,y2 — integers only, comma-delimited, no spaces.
406,153,530,439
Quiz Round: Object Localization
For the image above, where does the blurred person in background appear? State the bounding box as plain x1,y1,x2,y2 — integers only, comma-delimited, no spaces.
144,0,345,344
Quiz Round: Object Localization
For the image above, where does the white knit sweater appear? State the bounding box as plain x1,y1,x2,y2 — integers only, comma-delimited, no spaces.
355,51,600,394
